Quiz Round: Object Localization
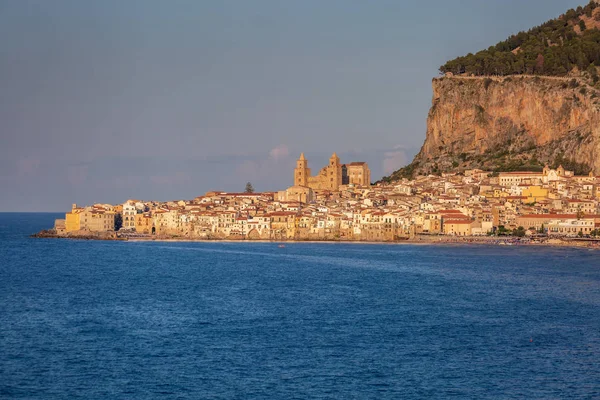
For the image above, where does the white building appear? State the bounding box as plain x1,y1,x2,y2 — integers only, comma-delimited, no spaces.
122,201,136,230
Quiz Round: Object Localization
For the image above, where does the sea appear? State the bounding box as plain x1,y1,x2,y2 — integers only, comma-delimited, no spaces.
1,212,599,399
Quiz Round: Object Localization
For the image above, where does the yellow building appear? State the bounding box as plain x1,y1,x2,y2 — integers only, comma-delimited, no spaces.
64,204,115,233
65,204,82,232
522,186,549,203
493,189,509,198
135,213,154,234
78,209,115,232
443,219,473,236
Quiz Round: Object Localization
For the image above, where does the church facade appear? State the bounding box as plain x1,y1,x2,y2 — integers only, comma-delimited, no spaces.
294,153,370,192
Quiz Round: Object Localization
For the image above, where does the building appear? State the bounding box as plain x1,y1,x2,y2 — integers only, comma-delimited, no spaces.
522,186,549,203
443,219,474,236
122,201,136,230
135,213,154,234
499,165,573,187
499,171,544,187
78,209,115,232
515,213,600,232
65,204,83,232
294,152,342,191
278,185,314,203
344,162,371,187
294,153,370,192
54,219,66,235
548,219,595,236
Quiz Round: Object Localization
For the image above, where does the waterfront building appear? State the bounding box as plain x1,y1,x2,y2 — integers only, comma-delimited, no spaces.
122,201,136,230
547,219,595,236
135,213,153,234
65,204,82,232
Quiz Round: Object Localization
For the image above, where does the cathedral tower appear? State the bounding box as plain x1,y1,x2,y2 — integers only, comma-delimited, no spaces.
294,153,310,186
327,152,342,191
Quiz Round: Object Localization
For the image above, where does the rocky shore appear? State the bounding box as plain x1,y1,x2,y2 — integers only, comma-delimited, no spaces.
30,229,126,241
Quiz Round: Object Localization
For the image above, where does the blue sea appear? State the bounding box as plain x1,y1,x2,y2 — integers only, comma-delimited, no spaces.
1,213,599,399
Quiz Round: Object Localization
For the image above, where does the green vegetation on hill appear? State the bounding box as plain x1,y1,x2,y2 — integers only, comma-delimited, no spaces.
440,1,600,77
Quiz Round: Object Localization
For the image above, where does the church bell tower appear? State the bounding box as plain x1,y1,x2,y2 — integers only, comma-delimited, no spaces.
294,153,310,186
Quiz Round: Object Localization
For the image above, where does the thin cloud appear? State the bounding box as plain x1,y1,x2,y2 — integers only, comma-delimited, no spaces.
269,144,289,162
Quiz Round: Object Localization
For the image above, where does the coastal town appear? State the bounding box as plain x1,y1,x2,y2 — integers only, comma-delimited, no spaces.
47,152,600,244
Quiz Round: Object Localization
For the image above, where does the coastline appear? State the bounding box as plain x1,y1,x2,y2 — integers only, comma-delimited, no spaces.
31,230,600,249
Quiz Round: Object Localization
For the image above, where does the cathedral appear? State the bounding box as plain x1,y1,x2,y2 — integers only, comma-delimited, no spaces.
294,153,370,191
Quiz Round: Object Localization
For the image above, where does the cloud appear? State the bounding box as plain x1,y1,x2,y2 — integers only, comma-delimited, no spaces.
234,148,294,191
269,144,289,161
382,146,409,175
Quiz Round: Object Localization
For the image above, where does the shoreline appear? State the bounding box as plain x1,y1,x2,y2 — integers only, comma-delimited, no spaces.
31,231,600,249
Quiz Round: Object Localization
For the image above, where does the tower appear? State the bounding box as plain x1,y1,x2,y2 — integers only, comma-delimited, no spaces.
294,153,310,186
327,152,342,191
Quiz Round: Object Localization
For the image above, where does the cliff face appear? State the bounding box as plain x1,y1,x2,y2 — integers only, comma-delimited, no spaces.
397,76,600,178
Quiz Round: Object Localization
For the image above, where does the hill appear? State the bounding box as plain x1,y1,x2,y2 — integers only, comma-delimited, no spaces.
440,1,600,77
381,2,600,183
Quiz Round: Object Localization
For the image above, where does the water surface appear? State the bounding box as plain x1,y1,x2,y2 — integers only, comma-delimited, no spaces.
1,213,599,398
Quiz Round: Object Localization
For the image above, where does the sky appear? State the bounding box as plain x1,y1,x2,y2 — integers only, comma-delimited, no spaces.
0,0,585,211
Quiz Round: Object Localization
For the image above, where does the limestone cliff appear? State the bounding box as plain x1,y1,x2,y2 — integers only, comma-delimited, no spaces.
390,75,600,179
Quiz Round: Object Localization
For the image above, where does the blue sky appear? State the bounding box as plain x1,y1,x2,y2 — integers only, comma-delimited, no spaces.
0,0,584,211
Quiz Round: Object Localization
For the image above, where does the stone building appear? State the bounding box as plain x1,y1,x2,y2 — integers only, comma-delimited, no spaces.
278,185,314,203
64,204,115,232
343,162,371,187
294,152,342,191
294,153,370,191
499,165,574,187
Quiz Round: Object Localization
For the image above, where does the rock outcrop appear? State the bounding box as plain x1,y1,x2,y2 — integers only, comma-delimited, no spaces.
391,75,600,179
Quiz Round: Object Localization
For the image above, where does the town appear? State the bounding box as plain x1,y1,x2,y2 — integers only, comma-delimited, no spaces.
51,153,600,243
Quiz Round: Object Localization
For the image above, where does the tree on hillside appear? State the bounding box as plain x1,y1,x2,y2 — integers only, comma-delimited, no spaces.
439,1,600,77
244,182,254,193
534,53,544,74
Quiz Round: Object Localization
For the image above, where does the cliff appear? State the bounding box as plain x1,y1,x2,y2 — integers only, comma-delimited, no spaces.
389,75,600,179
